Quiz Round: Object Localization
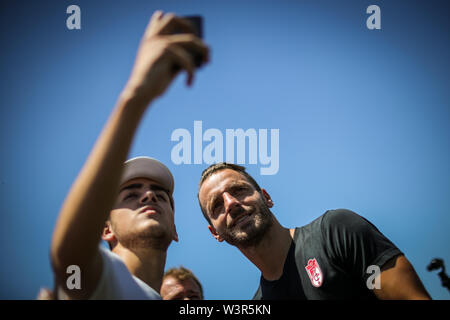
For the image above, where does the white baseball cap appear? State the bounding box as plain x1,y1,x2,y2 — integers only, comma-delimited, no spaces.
120,156,174,195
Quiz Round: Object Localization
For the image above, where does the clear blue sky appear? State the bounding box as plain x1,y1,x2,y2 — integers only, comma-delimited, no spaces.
1,0,449,299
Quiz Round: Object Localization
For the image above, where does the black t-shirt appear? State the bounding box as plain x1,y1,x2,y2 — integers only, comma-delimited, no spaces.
253,209,403,300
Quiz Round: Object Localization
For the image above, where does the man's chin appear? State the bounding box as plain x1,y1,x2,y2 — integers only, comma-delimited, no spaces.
141,222,168,237
133,223,171,247
139,214,169,230
225,227,265,248
225,213,273,248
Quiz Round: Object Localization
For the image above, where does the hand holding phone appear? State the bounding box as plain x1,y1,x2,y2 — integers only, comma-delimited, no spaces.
172,16,205,70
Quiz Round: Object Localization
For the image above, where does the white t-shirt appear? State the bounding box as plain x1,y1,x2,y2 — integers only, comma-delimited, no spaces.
58,246,161,300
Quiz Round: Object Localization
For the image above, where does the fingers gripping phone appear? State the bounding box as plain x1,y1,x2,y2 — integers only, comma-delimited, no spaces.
172,16,205,71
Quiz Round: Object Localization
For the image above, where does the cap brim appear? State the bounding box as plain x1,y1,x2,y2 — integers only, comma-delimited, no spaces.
120,157,174,195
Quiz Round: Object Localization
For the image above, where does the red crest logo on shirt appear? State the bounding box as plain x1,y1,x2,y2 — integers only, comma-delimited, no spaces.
305,258,323,288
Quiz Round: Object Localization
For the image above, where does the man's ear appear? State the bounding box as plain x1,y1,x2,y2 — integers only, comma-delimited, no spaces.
170,206,179,242
102,220,116,243
208,225,224,242
261,188,274,208
172,224,179,242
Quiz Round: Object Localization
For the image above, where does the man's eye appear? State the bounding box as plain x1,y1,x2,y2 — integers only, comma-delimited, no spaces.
124,193,138,200
232,186,247,195
212,202,223,215
157,194,167,201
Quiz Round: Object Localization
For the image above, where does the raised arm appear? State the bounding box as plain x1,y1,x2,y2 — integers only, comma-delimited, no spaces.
50,11,209,299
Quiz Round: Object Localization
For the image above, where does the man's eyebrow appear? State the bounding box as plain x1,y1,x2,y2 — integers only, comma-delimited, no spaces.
120,183,170,196
229,181,250,188
148,184,168,193
186,289,200,294
206,181,249,212
120,183,143,193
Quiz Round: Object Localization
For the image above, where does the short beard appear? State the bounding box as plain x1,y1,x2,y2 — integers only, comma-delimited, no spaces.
221,201,274,248
113,224,172,252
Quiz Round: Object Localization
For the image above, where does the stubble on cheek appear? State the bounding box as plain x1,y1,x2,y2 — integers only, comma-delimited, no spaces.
222,206,273,248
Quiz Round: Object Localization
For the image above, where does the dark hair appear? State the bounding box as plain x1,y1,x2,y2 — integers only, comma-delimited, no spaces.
197,162,262,225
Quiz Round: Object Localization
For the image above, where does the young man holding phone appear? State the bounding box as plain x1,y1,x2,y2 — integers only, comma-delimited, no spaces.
50,11,209,299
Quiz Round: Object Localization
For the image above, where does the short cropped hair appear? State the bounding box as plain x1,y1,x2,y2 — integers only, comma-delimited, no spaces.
197,163,262,225
163,266,203,299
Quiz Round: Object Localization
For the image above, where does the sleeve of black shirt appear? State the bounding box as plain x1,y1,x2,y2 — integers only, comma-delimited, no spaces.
321,209,403,283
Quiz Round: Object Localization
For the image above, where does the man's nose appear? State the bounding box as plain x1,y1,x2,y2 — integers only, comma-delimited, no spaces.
140,190,157,204
223,192,240,215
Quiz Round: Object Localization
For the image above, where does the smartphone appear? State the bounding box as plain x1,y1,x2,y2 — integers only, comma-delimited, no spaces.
172,15,204,68
183,16,203,39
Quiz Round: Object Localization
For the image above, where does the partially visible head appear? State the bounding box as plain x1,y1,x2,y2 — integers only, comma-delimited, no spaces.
160,266,203,300
197,163,274,248
102,157,178,251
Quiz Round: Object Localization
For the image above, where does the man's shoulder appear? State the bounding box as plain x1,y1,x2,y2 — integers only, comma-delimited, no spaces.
295,208,356,230
320,208,379,234
99,244,121,261
92,245,161,300
293,209,366,240
321,208,364,226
